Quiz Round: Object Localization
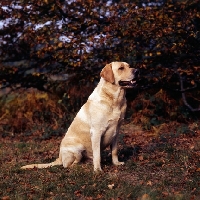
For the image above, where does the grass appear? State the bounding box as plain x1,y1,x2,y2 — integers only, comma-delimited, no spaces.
0,122,200,199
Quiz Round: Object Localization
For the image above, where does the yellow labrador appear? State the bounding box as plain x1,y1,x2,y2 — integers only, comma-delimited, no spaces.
21,62,138,171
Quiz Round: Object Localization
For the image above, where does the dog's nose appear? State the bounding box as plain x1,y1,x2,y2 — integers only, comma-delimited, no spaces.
134,69,139,78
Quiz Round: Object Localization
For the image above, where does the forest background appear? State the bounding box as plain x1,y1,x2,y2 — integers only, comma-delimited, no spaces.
0,0,200,199
0,0,199,136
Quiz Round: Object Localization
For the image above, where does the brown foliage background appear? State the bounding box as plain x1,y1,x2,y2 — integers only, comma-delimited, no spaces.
0,0,200,136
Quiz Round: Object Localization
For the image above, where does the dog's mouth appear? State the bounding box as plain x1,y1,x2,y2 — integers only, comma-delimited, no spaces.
118,79,137,88
118,69,139,88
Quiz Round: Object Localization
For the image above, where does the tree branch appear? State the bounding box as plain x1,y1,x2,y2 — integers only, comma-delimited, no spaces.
178,73,200,112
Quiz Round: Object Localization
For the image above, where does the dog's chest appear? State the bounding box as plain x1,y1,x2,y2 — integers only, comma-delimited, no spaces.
110,107,123,121
105,105,125,134
101,108,123,148
110,98,126,120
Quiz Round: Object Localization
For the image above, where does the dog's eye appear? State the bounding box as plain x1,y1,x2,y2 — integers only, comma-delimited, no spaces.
118,66,124,70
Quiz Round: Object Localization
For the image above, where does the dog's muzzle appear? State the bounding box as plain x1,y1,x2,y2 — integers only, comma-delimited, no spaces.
119,69,139,88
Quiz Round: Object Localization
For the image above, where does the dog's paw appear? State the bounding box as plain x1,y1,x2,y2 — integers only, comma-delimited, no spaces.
113,161,124,166
94,167,103,173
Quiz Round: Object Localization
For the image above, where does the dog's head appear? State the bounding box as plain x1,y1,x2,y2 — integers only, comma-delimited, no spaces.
100,62,139,88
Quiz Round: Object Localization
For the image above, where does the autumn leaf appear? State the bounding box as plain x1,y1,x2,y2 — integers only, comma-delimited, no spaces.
108,183,115,189
139,155,144,161
1,196,10,200
140,194,150,200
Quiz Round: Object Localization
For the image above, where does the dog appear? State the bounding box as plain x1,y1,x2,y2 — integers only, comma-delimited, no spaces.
21,62,138,171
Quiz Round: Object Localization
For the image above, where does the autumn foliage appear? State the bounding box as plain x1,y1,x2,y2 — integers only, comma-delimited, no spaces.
0,0,200,135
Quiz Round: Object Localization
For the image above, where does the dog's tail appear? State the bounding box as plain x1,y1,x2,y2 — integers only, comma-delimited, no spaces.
21,158,62,169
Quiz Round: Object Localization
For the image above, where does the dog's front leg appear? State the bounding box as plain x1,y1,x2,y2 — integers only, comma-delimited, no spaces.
111,134,124,166
91,132,102,172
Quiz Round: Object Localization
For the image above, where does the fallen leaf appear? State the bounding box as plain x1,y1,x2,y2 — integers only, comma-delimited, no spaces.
139,155,144,161
81,185,86,189
96,194,103,198
162,191,169,196
140,193,150,200
74,190,81,197
108,183,115,189
196,168,200,172
146,180,152,186
1,197,10,200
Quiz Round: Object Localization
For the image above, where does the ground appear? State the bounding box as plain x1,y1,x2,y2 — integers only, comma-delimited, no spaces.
0,121,200,200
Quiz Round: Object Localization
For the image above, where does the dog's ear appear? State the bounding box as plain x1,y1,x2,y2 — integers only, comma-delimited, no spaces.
100,63,115,83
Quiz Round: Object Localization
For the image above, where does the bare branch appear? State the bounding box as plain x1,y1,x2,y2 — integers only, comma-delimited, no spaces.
178,73,200,112
171,84,197,92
